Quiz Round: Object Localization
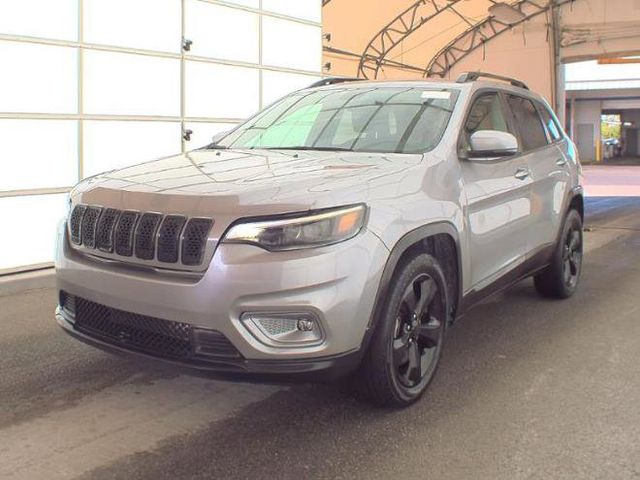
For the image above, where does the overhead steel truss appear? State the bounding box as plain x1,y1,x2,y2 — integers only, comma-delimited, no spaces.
357,0,467,79
425,0,576,78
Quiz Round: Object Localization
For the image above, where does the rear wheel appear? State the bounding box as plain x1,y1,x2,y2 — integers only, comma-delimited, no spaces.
356,254,448,407
534,209,583,299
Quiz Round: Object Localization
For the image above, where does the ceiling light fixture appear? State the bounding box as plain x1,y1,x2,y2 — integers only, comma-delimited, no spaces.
488,2,526,25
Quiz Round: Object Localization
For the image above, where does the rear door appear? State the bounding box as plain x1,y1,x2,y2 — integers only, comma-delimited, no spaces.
459,91,533,290
505,94,571,254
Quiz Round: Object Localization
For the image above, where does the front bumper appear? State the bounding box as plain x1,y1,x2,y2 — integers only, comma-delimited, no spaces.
55,220,389,377
56,306,363,380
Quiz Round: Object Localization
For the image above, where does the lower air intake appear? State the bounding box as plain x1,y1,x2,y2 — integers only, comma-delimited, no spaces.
69,294,241,362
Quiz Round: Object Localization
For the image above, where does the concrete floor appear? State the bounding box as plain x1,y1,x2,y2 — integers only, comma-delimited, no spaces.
583,165,640,197
1,191,640,479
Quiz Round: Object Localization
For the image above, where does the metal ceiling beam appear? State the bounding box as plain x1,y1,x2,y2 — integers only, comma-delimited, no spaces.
425,0,576,78
322,0,332,6
358,0,467,79
324,45,426,74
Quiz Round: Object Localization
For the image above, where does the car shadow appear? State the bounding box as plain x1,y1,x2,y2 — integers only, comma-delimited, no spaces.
81,251,623,480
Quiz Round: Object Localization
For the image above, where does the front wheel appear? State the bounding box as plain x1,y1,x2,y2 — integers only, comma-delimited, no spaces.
355,254,448,407
534,209,583,299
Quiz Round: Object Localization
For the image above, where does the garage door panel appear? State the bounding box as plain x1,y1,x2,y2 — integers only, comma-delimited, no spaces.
262,0,321,23
0,120,77,192
185,61,259,119
83,0,181,53
0,0,77,41
83,50,180,116
0,1,322,272
262,71,320,105
262,17,321,71
0,194,68,271
83,121,181,178
185,1,259,63
0,41,77,114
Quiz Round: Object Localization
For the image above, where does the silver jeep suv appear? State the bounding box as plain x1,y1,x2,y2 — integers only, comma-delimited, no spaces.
55,72,583,407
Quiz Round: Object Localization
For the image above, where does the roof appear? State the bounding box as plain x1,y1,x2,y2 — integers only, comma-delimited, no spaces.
322,0,574,81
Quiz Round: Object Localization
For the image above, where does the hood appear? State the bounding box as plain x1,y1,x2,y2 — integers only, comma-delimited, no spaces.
74,148,424,217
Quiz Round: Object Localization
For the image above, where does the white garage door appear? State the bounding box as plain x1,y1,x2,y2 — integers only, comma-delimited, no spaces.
0,0,322,273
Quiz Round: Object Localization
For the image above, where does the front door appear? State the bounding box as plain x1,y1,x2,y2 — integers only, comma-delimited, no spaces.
459,91,533,291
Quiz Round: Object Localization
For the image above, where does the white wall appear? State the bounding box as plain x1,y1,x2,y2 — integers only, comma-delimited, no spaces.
572,100,601,161
560,0,640,63
0,0,322,272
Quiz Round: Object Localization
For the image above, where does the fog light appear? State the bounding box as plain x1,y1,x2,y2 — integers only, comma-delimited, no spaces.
297,319,314,331
240,311,323,347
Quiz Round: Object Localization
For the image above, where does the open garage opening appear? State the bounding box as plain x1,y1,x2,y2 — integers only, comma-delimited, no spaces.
566,57,640,165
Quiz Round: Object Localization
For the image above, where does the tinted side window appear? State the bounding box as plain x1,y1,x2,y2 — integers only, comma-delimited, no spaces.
507,95,548,151
462,93,513,151
537,103,563,142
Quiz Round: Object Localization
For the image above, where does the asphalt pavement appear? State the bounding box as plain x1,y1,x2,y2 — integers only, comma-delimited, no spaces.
1,194,639,480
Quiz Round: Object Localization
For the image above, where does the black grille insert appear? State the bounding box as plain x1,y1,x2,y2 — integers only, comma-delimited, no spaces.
81,206,102,248
69,205,87,245
114,211,139,257
69,204,212,267
67,294,241,362
182,218,213,266
96,208,120,253
134,213,162,260
157,215,187,263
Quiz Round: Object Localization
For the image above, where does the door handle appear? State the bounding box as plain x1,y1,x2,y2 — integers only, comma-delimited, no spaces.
556,158,567,166
514,168,530,180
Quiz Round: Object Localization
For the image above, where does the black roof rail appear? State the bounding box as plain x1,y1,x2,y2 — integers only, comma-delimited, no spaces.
307,77,363,88
456,72,529,90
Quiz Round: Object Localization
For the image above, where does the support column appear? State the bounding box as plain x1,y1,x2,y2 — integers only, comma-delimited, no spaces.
550,0,565,123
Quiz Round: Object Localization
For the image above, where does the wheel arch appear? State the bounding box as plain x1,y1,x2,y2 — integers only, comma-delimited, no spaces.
362,222,463,351
569,189,584,222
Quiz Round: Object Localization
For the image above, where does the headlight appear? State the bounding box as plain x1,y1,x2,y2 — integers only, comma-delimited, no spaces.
222,204,367,251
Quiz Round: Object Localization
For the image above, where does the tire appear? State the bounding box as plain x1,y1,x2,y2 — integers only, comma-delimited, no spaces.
355,254,449,408
534,209,583,299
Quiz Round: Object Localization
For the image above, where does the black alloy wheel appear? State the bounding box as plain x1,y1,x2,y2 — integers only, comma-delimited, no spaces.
534,208,583,299
356,254,449,407
392,273,444,388
562,224,582,289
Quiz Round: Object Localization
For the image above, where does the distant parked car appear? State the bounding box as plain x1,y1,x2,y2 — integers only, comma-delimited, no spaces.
56,72,584,407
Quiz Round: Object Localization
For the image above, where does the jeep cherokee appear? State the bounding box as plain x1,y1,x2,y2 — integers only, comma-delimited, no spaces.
55,72,584,407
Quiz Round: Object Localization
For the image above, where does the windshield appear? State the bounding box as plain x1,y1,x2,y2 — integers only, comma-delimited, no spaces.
217,86,459,154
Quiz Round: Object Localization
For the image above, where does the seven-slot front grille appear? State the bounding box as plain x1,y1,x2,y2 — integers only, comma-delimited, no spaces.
134,213,162,260
68,204,213,267
69,205,87,245
96,208,120,252
115,211,138,257
157,215,187,263
81,206,102,248
182,218,214,266
68,294,241,362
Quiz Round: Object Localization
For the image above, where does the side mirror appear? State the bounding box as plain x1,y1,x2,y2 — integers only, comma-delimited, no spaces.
467,130,518,160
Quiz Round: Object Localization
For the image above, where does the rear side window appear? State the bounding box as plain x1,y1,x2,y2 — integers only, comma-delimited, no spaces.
506,95,548,151
537,103,563,142
462,93,514,151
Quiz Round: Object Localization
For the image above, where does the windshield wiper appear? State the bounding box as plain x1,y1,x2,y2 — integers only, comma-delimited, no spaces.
259,146,354,152
204,143,229,150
